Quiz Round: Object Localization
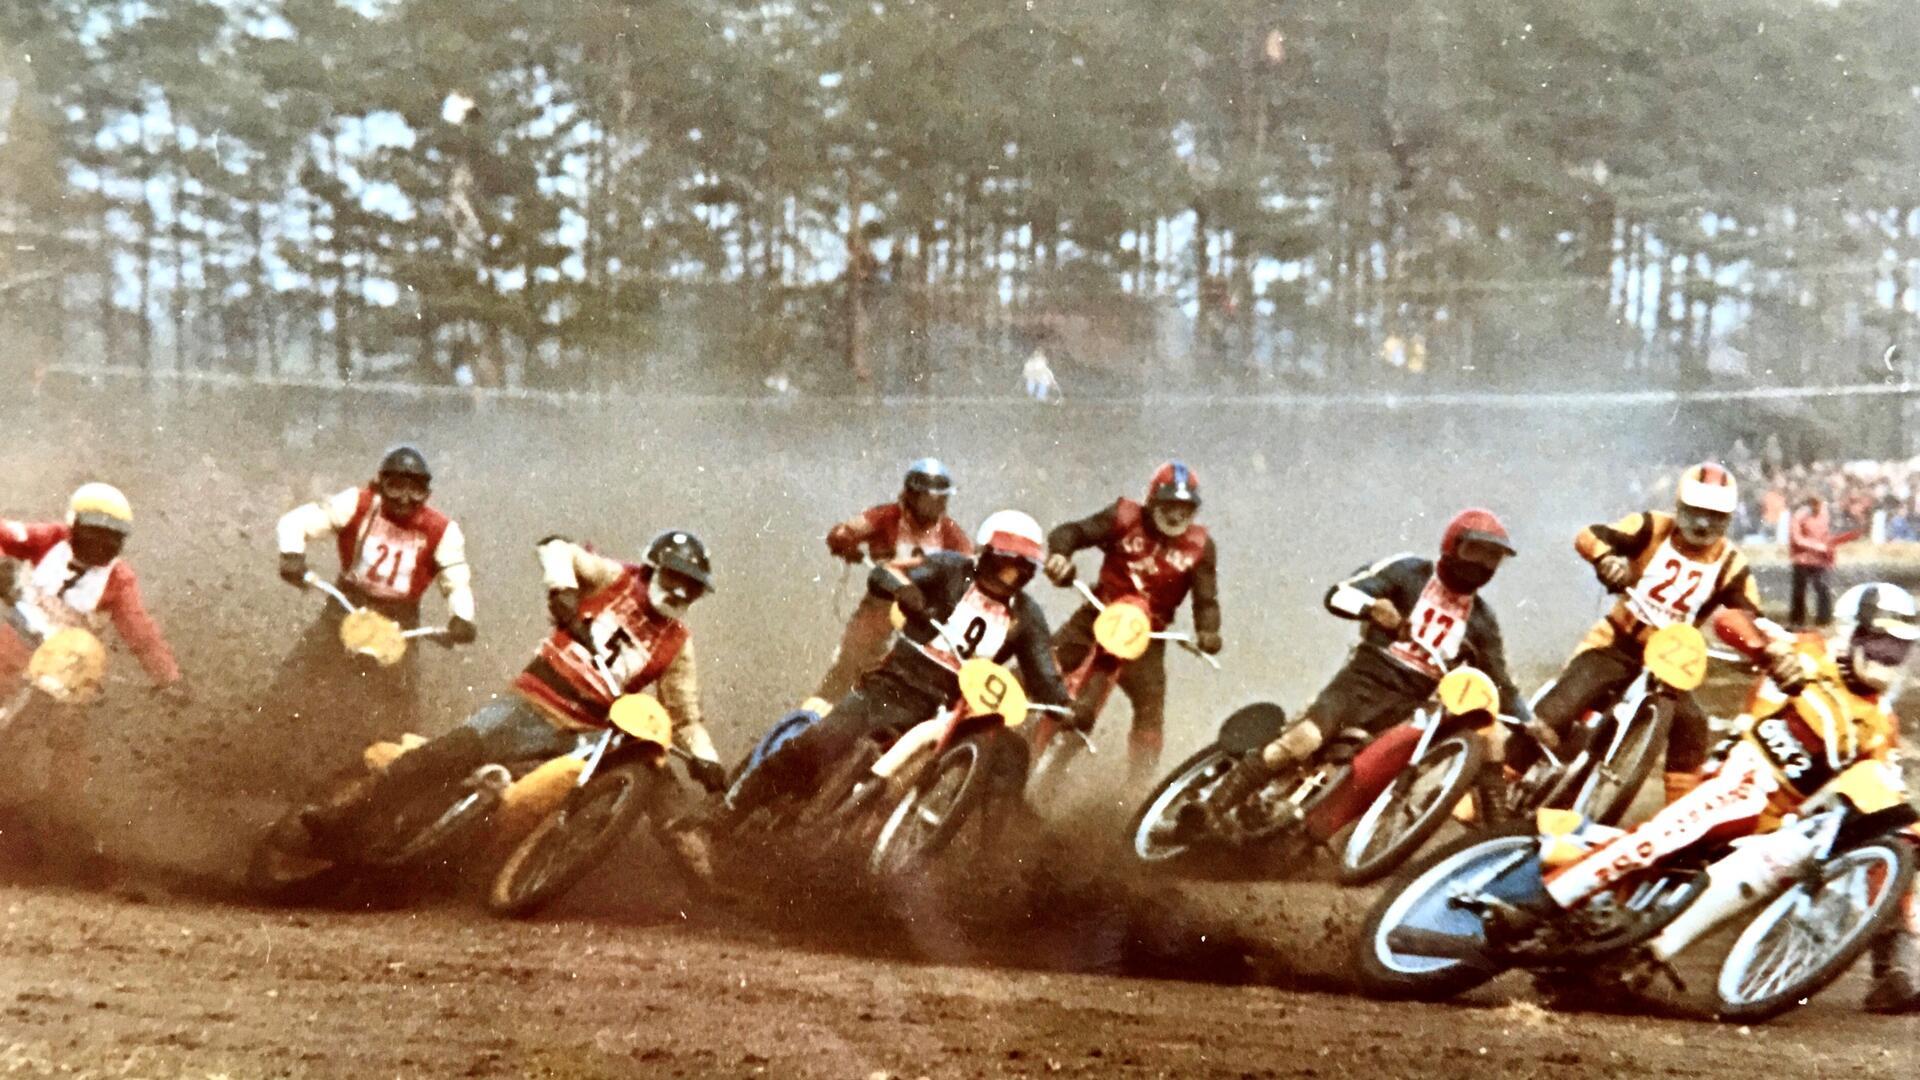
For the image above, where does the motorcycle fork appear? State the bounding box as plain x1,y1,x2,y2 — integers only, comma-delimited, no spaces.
1034,649,1122,750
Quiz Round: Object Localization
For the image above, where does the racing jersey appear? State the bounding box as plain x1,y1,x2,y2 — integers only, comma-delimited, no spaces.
0,520,180,686
866,552,1068,707
277,486,474,620
1047,498,1219,632
1735,634,1898,810
1324,553,1527,717
1573,510,1760,653
826,503,972,565
508,538,715,763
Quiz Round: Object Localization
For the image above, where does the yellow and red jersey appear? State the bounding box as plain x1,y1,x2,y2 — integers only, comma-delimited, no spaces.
1571,509,1761,655
1738,634,1899,815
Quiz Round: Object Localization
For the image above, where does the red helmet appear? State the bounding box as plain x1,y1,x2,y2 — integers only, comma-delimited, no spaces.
1146,461,1201,508
1441,508,1516,558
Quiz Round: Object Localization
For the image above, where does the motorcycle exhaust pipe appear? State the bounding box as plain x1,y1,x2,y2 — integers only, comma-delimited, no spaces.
1647,827,1820,962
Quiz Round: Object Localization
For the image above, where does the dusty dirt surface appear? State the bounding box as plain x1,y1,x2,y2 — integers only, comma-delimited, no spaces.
4,379,1914,1077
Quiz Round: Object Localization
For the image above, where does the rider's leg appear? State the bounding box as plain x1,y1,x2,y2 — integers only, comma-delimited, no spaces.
1663,692,1712,805
303,696,571,842
1866,888,1920,1013
709,679,931,827
1117,639,1168,787
815,596,893,704
1202,656,1403,816
1507,644,1640,773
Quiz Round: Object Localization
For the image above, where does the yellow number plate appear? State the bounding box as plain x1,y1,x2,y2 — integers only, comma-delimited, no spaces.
339,609,408,667
1092,601,1153,661
1644,623,1708,692
1436,667,1498,718
27,627,107,704
957,658,1028,727
608,693,672,746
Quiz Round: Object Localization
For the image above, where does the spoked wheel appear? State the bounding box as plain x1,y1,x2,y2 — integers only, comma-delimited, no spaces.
1714,839,1916,1023
1126,745,1236,864
1568,700,1671,826
488,761,657,918
1339,736,1485,886
869,735,997,878
1355,826,1539,1001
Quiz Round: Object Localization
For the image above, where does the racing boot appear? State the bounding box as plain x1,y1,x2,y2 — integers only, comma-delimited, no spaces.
1865,934,1920,1014
1187,747,1295,839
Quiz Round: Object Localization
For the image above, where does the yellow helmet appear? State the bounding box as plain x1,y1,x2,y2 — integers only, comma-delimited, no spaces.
68,482,133,535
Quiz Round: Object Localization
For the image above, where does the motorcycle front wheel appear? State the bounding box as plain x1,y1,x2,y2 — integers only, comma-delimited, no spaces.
1338,735,1485,886
1714,837,1915,1023
488,761,658,917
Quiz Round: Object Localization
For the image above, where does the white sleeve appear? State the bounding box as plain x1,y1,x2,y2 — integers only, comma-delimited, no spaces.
536,538,626,592
276,488,361,555
434,521,475,623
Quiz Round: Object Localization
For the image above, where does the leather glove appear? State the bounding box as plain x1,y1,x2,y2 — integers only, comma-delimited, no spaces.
547,587,581,628
278,553,309,589
1043,553,1076,586
1595,554,1634,591
1367,597,1403,634
441,616,477,647
893,583,929,621
687,756,728,794
1768,647,1810,695
1196,630,1223,655
826,526,863,563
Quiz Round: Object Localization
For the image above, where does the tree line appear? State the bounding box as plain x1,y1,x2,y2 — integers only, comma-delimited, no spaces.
1,0,1917,395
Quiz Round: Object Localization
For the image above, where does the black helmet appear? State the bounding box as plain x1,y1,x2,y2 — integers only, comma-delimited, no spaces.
903,458,954,497
645,529,714,591
378,444,432,482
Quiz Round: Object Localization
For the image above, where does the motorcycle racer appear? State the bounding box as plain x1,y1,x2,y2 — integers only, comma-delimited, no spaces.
1512,463,1762,804
677,510,1068,857
1199,509,1529,827
815,458,972,702
1502,583,1920,1012
298,530,726,851
1043,462,1221,782
262,445,476,737
0,483,184,696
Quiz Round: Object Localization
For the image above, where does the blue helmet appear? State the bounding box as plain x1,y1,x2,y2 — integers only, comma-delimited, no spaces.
903,458,954,497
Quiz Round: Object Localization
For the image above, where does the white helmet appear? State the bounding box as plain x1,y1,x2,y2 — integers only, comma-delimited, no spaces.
1674,462,1737,549
1835,582,1920,693
975,510,1044,564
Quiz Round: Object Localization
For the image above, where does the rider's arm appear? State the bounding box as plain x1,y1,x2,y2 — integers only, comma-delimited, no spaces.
1574,512,1653,565
657,641,721,764
1189,535,1221,634
536,536,626,593
865,551,948,601
102,563,181,687
1009,596,1070,706
431,520,476,623
825,506,884,559
1045,502,1122,558
0,520,66,562
1323,554,1415,619
275,488,361,554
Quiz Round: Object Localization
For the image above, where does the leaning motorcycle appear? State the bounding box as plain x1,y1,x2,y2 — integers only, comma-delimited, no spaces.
1356,747,1916,1021
1336,623,1721,885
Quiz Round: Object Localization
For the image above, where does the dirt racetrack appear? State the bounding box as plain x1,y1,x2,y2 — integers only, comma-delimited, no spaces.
3,375,1913,1077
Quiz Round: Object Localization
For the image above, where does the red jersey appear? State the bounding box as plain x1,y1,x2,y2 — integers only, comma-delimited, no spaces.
334,488,454,603
0,520,180,685
1093,499,1211,629
512,564,689,730
827,503,972,564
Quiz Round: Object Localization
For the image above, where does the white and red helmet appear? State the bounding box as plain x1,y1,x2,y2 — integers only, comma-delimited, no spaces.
975,510,1045,566
1677,462,1738,514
